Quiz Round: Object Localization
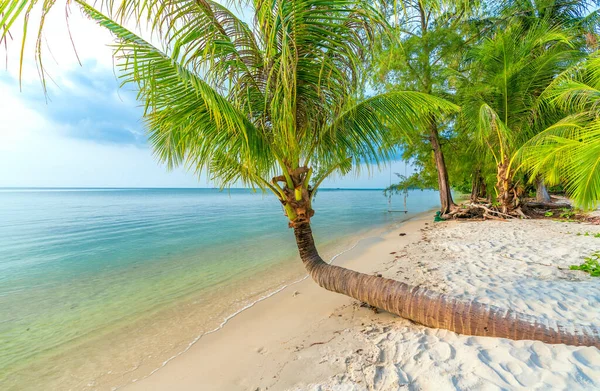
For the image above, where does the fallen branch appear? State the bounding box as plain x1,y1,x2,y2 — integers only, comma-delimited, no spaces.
309,333,339,347
524,201,571,209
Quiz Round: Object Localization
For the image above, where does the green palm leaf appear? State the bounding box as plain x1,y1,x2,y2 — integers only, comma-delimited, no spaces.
518,53,600,209
77,1,275,189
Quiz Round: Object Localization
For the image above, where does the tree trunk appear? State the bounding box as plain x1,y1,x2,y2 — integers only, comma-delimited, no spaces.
496,161,516,213
430,123,455,214
294,221,600,348
470,169,487,202
536,177,551,203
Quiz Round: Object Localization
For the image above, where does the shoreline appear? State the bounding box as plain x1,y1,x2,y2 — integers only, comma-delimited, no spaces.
2,205,433,391
124,210,434,389
124,212,435,390
125,215,600,391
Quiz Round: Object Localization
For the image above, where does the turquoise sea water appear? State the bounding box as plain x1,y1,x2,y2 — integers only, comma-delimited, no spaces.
0,188,440,389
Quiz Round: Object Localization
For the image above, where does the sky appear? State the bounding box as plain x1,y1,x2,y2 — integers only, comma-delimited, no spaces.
0,3,410,189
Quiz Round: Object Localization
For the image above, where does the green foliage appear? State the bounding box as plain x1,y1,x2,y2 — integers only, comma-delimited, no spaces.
500,0,600,33
559,208,576,219
516,54,600,210
456,1,594,206
547,184,566,194
372,0,476,202
1,0,457,223
4,0,600,213
575,232,600,237
570,252,600,277
459,21,578,165
384,172,429,196
544,211,554,217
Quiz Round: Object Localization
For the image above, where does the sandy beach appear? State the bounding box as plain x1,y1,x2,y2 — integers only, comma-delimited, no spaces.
124,214,600,391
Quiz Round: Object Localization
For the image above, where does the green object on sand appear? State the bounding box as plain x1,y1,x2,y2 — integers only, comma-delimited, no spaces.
434,211,444,222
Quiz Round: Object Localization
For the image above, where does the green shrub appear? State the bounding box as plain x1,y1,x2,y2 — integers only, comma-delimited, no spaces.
559,208,575,219
570,252,600,277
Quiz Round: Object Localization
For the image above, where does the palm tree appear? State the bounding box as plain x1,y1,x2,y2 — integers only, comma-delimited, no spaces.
518,53,600,210
458,20,579,213
2,0,599,347
501,0,600,30
499,0,600,203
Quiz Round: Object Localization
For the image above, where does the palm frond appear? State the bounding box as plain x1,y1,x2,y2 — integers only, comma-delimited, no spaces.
518,116,600,209
517,53,600,210
77,1,275,188
5,0,461,220
315,91,458,172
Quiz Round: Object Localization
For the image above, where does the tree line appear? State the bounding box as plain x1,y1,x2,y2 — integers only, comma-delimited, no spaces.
378,0,600,214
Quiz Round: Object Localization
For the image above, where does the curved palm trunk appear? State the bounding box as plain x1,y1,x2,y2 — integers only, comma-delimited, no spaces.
294,222,600,348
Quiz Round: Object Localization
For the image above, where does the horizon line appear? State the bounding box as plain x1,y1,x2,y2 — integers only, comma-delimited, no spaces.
0,186,392,190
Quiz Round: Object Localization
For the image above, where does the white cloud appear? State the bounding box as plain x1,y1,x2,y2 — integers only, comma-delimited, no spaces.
0,137,206,188
0,80,409,188
0,83,204,187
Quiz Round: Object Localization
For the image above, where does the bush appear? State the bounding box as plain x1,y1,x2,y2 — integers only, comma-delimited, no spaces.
570,252,600,277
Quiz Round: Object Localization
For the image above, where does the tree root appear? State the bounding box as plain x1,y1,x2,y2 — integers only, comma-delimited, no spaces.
442,202,541,221
468,203,516,219
512,207,530,219
483,212,506,221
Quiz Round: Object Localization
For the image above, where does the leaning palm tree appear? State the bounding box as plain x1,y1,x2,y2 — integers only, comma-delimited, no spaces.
518,53,600,210
2,0,599,347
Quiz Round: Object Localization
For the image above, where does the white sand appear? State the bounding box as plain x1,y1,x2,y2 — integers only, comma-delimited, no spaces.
399,220,600,325
125,216,600,391
301,219,600,390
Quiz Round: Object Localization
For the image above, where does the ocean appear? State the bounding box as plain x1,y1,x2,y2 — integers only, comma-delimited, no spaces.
0,188,440,390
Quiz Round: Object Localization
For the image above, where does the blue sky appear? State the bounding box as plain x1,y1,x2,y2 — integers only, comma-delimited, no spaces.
0,5,409,188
